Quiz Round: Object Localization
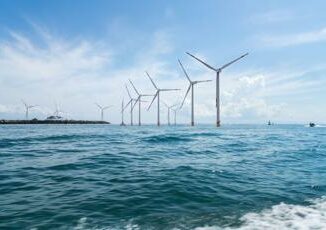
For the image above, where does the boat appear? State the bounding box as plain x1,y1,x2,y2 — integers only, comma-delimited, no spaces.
309,122,316,127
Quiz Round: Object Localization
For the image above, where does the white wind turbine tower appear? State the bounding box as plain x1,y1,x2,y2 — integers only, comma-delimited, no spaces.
22,100,38,120
178,59,212,126
186,52,248,127
120,98,126,126
124,85,137,126
146,72,180,126
129,79,152,126
171,107,179,126
163,102,177,126
95,103,112,121
54,102,60,117
53,102,64,118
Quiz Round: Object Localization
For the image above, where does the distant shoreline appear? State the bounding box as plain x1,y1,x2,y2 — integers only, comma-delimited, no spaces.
0,120,110,125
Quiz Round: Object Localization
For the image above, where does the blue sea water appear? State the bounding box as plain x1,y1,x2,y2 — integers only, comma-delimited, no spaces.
0,124,325,229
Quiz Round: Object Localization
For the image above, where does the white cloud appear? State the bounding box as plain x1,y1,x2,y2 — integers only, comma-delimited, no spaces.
0,24,325,124
259,27,326,47
0,104,10,113
0,25,184,123
250,9,294,25
222,74,285,120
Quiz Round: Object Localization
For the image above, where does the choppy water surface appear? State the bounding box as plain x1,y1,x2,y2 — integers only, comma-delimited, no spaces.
0,124,325,229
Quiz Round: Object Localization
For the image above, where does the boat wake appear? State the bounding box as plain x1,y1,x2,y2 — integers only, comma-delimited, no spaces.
71,196,326,230
196,196,326,230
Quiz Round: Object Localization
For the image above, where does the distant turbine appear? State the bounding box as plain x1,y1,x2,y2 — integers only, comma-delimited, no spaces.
124,85,137,126
178,59,211,126
146,72,180,126
120,98,126,126
186,52,248,127
163,102,177,126
95,103,112,121
53,102,64,118
129,79,152,126
171,107,179,126
22,100,37,120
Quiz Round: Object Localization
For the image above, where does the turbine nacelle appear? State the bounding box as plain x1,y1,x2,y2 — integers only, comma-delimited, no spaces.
186,51,249,127
186,52,249,73
95,103,112,111
146,72,180,111
128,79,153,110
22,100,38,109
163,101,177,109
124,84,137,110
178,60,211,109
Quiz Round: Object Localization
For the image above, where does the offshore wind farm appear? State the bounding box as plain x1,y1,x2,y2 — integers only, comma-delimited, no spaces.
0,52,252,127
1,1,326,230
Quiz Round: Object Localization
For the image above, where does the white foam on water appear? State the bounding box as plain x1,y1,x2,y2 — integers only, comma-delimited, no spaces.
72,217,140,230
71,197,326,230
196,196,326,230
74,217,89,230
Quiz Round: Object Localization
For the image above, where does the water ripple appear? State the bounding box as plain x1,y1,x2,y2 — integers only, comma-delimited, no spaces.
0,124,325,229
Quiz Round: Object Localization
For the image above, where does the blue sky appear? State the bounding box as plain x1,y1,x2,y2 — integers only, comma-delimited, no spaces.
0,0,325,124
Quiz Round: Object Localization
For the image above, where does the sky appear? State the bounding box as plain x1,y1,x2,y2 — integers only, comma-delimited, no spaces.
0,0,325,124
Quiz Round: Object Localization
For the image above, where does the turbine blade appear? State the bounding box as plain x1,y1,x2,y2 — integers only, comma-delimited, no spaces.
103,106,112,110
147,92,158,110
95,103,102,109
162,101,168,108
129,79,140,95
124,99,132,109
146,72,158,90
160,89,180,91
220,53,249,70
180,84,191,109
195,80,212,84
178,59,192,82
132,97,140,109
186,52,217,71
21,99,27,107
125,85,132,99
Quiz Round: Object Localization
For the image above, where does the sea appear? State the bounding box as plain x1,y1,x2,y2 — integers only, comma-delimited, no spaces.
0,124,325,229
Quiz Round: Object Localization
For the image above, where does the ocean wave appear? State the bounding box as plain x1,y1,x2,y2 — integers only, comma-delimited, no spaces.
0,134,111,144
142,134,193,143
196,196,326,230
69,197,326,230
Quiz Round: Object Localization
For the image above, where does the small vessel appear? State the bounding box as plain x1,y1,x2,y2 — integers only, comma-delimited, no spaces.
268,120,272,125
309,122,316,127
46,115,64,120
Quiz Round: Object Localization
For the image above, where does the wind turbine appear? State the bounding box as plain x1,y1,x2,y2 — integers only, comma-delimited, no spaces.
120,98,126,126
163,102,177,126
171,107,179,126
124,85,137,126
178,59,212,126
95,103,112,121
146,72,180,126
186,52,248,127
129,79,152,126
54,102,60,116
22,100,37,120
53,102,64,118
